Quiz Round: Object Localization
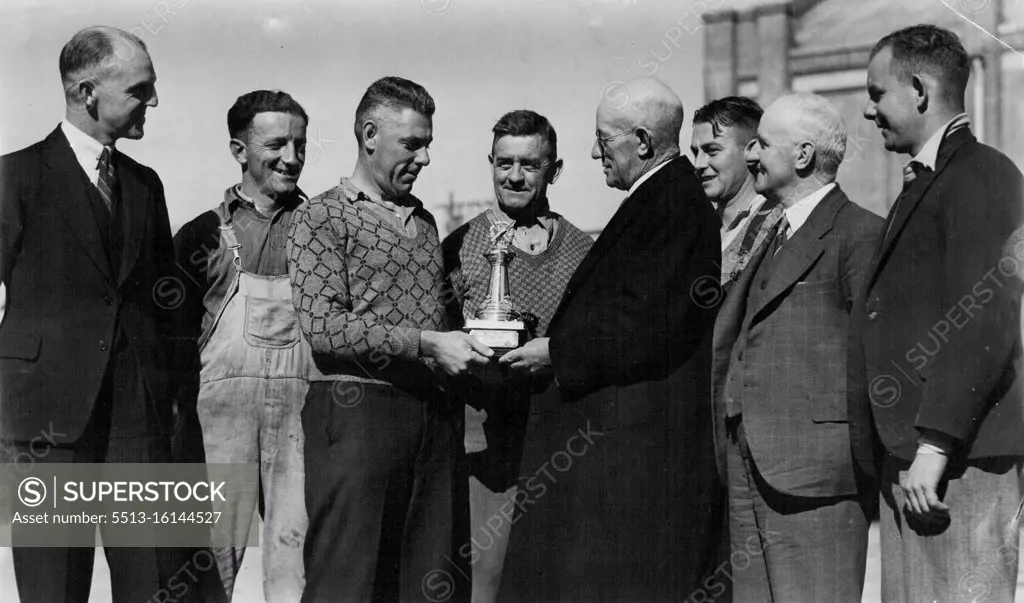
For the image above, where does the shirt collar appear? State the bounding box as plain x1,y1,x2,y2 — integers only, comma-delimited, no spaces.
489,199,555,231
626,156,674,199
224,183,305,217
338,177,422,210
912,113,970,171
62,119,111,164
784,182,836,234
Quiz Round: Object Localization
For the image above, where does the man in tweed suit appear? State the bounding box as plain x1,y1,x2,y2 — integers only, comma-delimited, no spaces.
288,76,491,603
712,92,883,602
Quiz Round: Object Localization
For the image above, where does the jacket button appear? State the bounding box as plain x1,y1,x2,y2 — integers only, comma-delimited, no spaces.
760,281,767,290
868,311,878,320
99,340,109,351
104,296,114,306
737,352,744,362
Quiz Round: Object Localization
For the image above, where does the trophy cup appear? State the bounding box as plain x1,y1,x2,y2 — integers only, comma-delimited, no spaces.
464,220,526,356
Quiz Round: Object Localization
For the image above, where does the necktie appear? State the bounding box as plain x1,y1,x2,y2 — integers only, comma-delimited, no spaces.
96,147,117,213
772,214,790,256
883,160,927,241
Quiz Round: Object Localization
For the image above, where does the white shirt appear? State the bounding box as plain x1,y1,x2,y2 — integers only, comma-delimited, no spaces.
783,182,836,237
61,119,113,186
626,156,674,199
912,113,970,171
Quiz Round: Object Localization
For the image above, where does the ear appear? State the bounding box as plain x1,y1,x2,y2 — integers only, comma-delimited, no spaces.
635,127,654,159
229,138,247,167
794,141,815,171
911,73,930,113
78,80,97,112
361,120,379,153
487,154,494,166
547,158,564,185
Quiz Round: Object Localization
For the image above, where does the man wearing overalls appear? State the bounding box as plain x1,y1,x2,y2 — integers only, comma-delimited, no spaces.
173,90,311,602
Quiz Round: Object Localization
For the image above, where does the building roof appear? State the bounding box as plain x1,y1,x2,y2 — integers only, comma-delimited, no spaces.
797,0,965,50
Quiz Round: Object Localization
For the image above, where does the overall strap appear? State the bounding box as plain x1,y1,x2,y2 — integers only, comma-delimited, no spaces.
197,200,244,351
215,200,243,268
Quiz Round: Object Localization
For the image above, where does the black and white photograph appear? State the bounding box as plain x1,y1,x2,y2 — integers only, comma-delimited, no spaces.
1,0,1023,601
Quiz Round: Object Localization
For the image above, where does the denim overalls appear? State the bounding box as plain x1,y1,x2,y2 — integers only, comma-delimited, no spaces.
197,201,311,602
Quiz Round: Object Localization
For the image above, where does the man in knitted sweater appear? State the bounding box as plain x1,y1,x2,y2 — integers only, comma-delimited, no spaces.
288,77,493,603
442,110,593,603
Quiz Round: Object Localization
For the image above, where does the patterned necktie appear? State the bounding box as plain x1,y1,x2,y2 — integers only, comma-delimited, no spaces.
772,214,790,256
96,146,117,213
883,160,927,241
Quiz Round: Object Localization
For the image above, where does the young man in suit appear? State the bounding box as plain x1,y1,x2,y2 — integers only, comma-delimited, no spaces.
0,26,201,602
851,24,1024,602
714,92,883,602
499,77,723,602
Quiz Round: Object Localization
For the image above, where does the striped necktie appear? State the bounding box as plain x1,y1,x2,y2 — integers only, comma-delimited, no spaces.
96,146,117,213
883,160,927,240
772,214,790,256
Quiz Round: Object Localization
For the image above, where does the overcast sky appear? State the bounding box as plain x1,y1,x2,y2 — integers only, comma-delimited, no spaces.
0,0,707,234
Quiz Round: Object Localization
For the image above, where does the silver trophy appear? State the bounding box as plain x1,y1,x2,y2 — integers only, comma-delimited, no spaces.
464,220,526,355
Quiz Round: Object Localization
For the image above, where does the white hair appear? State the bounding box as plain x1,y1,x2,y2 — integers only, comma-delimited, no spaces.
781,92,848,179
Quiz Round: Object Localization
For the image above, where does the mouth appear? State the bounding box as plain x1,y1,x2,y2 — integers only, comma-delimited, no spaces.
274,169,299,181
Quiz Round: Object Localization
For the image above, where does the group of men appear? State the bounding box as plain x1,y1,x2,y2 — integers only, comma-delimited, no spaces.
0,20,1021,603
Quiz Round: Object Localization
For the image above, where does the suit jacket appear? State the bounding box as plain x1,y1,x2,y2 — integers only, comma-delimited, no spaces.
0,126,179,443
501,156,723,602
849,127,1024,473
712,185,883,498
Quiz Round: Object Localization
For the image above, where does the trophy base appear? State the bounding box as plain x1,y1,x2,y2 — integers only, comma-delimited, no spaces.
465,319,525,356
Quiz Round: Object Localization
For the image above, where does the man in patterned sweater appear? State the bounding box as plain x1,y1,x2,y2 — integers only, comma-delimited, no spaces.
442,110,593,602
288,77,492,603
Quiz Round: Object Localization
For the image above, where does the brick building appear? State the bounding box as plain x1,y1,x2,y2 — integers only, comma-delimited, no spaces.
705,0,1024,216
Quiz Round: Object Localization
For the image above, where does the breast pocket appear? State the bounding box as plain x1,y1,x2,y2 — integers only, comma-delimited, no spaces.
244,298,300,349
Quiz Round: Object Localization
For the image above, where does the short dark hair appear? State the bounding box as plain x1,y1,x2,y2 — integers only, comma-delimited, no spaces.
227,90,309,141
692,96,763,143
353,76,435,144
59,26,147,96
870,24,970,107
490,110,558,160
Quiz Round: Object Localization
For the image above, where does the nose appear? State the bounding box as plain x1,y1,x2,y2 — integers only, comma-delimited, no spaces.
591,139,602,160
415,146,430,167
281,142,300,165
863,100,876,121
147,87,159,108
508,163,525,183
693,150,709,171
744,140,759,163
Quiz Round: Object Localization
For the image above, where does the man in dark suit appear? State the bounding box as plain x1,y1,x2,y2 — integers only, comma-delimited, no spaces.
498,77,722,602
713,92,883,602
0,26,198,602
851,24,1024,602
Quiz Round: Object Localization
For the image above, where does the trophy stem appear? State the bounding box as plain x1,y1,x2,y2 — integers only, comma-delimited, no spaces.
478,248,516,321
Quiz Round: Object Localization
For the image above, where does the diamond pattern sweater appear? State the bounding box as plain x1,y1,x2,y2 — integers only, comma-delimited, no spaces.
288,182,445,382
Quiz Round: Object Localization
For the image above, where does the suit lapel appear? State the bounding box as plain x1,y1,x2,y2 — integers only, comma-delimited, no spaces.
117,158,150,285
40,126,115,282
749,186,846,319
867,129,974,289
553,156,689,323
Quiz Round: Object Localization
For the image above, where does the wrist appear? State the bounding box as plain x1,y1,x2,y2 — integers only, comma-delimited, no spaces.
419,330,437,359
